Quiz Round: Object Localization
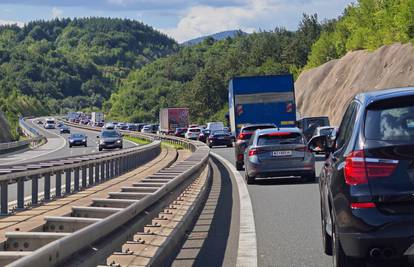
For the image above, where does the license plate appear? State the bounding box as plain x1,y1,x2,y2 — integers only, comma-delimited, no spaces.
272,151,292,157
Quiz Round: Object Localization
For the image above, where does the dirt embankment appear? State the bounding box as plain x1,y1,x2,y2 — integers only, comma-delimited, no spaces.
0,111,12,143
295,43,414,125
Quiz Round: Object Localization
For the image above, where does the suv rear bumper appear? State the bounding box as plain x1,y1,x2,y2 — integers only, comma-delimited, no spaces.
339,231,414,259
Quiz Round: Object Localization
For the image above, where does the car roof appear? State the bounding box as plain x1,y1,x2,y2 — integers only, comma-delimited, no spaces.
355,87,414,107
256,127,302,135
241,123,276,129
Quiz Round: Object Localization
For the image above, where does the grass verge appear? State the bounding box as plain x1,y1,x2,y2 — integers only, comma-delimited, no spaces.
124,135,151,145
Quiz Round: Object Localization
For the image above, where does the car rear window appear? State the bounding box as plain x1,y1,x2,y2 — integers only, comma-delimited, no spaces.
365,102,414,141
257,132,304,146
189,128,200,132
213,130,226,136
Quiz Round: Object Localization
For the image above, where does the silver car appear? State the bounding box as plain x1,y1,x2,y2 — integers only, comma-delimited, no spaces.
243,128,315,184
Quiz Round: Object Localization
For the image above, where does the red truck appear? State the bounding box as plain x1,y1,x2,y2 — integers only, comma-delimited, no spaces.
159,108,189,135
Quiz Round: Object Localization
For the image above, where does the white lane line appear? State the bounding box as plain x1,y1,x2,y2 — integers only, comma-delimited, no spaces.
211,152,257,267
1,119,67,164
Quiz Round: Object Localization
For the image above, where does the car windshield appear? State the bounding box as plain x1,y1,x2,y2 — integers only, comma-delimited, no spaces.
365,102,414,141
102,131,119,138
257,132,303,145
71,134,84,138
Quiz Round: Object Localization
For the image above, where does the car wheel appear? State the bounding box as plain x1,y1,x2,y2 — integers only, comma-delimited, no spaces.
236,161,243,171
332,223,365,267
245,171,255,185
227,143,233,147
69,144,72,148
98,147,103,151
321,206,332,256
120,146,123,149
84,143,87,147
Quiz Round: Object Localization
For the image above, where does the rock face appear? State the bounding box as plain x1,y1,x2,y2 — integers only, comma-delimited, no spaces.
295,43,414,125
0,111,12,143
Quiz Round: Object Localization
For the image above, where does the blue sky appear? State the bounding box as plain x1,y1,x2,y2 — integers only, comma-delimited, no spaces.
0,0,354,42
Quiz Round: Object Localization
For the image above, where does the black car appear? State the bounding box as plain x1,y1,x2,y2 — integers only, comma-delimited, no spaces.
68,133,87,147
308,87,414,266
198,129,211,143
60,125,70,134
207,130,233,148
98,130,123,151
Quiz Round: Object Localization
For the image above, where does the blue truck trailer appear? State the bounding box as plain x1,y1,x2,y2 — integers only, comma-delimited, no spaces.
228,74,296,137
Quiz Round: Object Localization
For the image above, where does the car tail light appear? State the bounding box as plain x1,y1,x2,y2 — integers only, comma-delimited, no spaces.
248,149,258,157
237,154,243,161
344,150,398,185
350,202,376,209
248,148,263,157
238,132,252,140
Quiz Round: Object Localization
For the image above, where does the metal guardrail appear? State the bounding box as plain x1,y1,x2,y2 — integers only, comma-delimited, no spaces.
5,121,210,267
0,133,160,215
0,119,46,155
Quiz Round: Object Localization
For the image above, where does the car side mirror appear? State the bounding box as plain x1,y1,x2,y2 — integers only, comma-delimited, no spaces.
96,136,100,138
307,135,329,153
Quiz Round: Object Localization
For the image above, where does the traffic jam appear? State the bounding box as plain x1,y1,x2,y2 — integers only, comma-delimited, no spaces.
163,74,414,266
35,73,414,266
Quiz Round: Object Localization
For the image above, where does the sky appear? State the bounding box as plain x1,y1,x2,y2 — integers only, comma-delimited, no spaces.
0,0,355,43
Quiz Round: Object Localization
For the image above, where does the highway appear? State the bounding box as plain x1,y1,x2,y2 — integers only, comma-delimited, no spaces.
0,118,137,203
210,147,331,267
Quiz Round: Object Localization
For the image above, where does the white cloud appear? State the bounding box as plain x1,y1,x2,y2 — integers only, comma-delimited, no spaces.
0,19,24,27
160,0,352,43
51,7,63,18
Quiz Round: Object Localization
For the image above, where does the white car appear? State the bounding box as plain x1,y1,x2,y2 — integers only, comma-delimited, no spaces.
141,125,152,133
185,128,201,140
103,123,115,130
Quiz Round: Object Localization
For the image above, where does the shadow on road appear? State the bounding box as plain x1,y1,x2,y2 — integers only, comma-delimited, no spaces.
171,156,234,267
254,176,319,186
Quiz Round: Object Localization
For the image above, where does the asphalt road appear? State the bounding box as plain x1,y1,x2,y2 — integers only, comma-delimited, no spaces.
211,146,331,267
0,118,137,203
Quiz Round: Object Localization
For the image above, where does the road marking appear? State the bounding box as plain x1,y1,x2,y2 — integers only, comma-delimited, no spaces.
0,119,67,165
211,152,257,267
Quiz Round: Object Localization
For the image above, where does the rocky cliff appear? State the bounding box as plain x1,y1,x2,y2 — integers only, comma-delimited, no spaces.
295,43,414,125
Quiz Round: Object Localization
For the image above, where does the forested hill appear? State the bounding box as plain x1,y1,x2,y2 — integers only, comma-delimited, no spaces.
0,17,177,139
107,14,323,123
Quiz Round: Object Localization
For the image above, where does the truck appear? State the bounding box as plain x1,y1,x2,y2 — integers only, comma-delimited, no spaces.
159,108,190,134
229,74,296,137
91,112,104,124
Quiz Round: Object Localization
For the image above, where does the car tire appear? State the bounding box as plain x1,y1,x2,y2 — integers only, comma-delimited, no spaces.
245,171,255,185
69,144,72,148
227,143,233,147
236,161,243,171
84,143,87,147
120,146,123,149
332,224,365,267
98,147,103,151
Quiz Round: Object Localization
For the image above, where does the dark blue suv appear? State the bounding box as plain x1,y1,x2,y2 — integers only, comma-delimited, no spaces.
308,87,414,266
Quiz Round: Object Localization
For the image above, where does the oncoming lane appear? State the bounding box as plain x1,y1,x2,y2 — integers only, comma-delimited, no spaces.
212,146,331,267
0,118,138,205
